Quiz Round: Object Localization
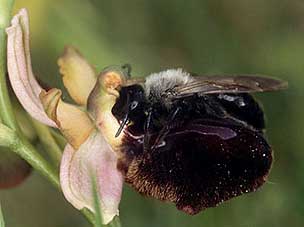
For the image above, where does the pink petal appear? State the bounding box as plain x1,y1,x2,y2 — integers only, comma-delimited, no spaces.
6,9,56,127
60,131,123,224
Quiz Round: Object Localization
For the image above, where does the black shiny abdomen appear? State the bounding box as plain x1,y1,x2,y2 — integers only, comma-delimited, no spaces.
119,119,271,214
214,93,265,130
112,85,272,215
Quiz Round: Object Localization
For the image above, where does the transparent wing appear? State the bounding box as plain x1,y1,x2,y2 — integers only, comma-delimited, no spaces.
172,75,288,99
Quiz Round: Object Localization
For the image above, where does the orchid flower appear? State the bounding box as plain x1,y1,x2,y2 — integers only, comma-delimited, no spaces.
6,8,125,224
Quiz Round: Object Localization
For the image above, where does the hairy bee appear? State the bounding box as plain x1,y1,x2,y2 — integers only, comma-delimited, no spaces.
110,66,287,214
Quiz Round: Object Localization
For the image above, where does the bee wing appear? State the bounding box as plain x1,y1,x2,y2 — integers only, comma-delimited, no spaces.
172,75,288,99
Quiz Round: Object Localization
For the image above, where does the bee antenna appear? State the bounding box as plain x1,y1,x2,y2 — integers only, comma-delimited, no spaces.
122,64,132,78
115,93,130,138
115,112,129,137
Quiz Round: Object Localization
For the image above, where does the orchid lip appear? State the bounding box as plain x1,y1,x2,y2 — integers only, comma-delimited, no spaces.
60,131,123,224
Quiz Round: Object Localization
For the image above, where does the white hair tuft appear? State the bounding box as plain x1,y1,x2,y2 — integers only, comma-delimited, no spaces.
145,68,193,100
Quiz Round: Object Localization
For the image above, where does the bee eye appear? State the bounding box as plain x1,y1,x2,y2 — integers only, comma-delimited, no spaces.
130,101,138,110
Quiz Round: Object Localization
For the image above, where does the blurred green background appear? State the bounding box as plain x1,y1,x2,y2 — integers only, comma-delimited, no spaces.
0,0,303,226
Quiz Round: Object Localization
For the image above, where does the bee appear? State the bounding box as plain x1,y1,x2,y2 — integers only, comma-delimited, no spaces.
110,66,287,215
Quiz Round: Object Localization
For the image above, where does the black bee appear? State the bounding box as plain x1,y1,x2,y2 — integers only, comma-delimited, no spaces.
111,67,287,215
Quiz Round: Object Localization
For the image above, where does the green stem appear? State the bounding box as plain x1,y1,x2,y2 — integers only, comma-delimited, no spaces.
0,123,15,146
0,123,59,188
91,173,103,227
13,135,60,188
31,119,62,166
17,139,95,225
50,129,67,150
81,208,95,226
0,0,18,130
1,123,94,225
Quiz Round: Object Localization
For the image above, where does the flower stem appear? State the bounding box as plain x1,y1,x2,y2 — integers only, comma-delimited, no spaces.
0,123,59,188
81,208,95,226
0,0,18,130
50,129,67,150
1,123,94,225
0,123,15,146
15,136,60,187
31,118,62,166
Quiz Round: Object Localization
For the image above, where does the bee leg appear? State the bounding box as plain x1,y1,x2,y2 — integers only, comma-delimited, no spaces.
152,106,181,151
143,107,152,152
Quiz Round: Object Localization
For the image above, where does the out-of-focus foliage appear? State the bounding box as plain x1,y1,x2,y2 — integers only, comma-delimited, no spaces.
0,204,5,227
0,0,303,226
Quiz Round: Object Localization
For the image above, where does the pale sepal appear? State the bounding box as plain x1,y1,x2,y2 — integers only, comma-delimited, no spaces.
58,46,97,106
6,8,56,127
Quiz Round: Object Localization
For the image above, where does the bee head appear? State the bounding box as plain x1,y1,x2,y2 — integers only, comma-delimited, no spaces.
112,84,147,137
